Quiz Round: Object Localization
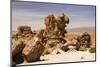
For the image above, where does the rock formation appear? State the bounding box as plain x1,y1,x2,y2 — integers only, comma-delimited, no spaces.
12,26,45,64
60,38,80,52
43,13,69,54
12,39,25,64
22,30,45,62
44,13,69,38
77,32,92,51
17,26,32,35
12,39,25,56
12,12,92,65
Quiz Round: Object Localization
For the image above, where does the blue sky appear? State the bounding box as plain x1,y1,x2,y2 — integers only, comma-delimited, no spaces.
12,1,96,31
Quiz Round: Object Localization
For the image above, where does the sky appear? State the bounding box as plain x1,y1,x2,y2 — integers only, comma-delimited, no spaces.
12,1,96,31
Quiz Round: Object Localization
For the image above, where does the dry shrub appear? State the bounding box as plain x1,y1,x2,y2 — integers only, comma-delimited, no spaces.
89,47,96,53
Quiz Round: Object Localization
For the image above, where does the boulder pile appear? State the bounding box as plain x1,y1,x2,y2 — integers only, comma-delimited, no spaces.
12,26,45,64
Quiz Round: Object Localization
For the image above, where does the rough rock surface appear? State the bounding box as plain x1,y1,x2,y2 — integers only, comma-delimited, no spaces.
44,13,69,38
22,38,45,62
77,32,92,51
60,39,80,52
17,26,32,35
22,30,45,62
43,13,69,54
12,39,25,56
12,27,45,63
12,39,25,64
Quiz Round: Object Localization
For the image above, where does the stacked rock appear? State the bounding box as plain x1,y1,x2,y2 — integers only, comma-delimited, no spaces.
43,13,69,54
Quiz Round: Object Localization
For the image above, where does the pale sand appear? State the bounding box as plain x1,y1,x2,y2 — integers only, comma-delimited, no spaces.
18,51,95,66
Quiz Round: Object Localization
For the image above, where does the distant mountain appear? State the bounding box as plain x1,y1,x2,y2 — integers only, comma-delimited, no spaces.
67,27,95,33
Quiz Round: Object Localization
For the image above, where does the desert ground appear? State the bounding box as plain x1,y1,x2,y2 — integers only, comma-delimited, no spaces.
17,51,95,66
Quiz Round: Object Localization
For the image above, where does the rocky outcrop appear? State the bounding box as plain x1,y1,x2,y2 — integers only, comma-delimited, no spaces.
12,39,25,64
43,13,69,54
17,26,32,35
77,32,92,51
12,12,92,64
12,39,25,56
44,12,69,38
60,32,92,52
12,27,45,64
60,38,80,52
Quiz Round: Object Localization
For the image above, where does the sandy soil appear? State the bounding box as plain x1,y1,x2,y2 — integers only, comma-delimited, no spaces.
17,51,95,66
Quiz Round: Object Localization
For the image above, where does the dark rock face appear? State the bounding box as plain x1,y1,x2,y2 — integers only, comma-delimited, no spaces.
12,39,25,64
12,39,25,56
13,52,24,64
77,32,92,51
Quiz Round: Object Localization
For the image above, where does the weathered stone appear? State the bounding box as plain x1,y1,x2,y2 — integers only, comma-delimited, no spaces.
44,12,69,38
12,39,25,56
13,52,24,64
17,26,32,35
22,38,44,62
44,14,56,34
77,32,92,51
12,39,25,64
60,38,80,51
43,13,69,54
22,30,45,62
79,45,87,51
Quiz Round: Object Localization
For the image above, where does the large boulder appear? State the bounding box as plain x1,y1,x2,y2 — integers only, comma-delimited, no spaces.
12,39,25,56
22,30,45,62
12,39,25,64
60,38,80,51
77,32,92,51
13,52,24,64
17,26,32,35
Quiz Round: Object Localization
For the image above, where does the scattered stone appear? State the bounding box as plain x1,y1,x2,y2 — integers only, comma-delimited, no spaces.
81,56,84,59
